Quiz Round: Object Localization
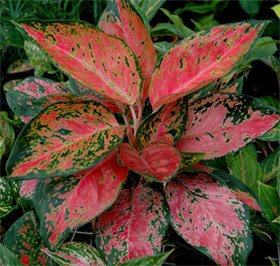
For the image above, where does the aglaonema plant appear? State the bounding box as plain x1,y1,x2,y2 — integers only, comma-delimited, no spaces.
3,0,280,265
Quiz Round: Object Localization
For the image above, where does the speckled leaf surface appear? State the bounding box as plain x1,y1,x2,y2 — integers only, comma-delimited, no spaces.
98,0,156,101
176,93,280,159
118,143,181,183
149,22,265,110
16,20,142,105
42,242,105,266
7,59,33,74
34,152,128,249
96,183,168,265
165,173,252,265
0,177,15,218
179,152,205,172
0,244,23,266
3,211,49,265
137,97,188,148
19,179,39,201
6,102,126,179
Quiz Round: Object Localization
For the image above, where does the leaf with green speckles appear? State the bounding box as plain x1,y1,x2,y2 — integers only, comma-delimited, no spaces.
176,93,280,160
96,182,169,265
7,59,34,74
34,151,128,249
0,177,16,218
137,97,188,148
3,211,49,265
179,152,205,172
15,20,142,105
42,242,105,265
118,143,181,183
165,173,252,265
98,0,156,101
149,22,266,110
261,147,280,183
19,179,39,201
0,112,15,160
6,101,126,180
0,244,23,266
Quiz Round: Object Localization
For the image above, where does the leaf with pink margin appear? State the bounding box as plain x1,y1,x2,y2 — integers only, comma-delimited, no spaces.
96,182,169,265
98,0,156,101
34,151,128,250
136,97,188,148
165,173,252,265
19,179,39,201
149,22,266,110
118,143,181,183
3,210,49,265
6,101,126,179
15,20,142,105
175,93,280,159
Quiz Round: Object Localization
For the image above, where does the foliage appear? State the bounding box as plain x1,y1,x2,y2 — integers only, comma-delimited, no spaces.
1,0,279,265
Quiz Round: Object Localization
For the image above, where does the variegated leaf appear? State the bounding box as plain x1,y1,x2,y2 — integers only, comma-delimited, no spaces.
42,242,105,266
98,0,156,101
165,173,252,265
261,147,280,183
137,97,188,148
7,59,34,74
0,177,15,218
179,152,205,172
96,183,168,265
0,244,23,266
118,143,181,183
3,211,49,265
34,152,128,249
6,102,126,179
0,111,15,159
149,22,265,110
16,21,142,105
175,93,280,159
19,179,39,201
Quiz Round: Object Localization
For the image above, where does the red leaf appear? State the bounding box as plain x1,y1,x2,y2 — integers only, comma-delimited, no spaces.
176,93,280,159
17,21,142,105
96,182,168,264
19,179,38,201
118,143,181,183
99,0,156,101
149,22,265,110
165,173,252,265
34,152,128,249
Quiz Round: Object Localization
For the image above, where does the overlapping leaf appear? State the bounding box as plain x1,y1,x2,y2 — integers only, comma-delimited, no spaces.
98,0,156,101
7,59,33,74
0,244,23,266
175,93,280,159
149,22,265,110
165,173,252,265
137,97,188,148
132,0,166,21
19,179,39,201
6,102,126,179
261,147,280,183
118,143,181,183
0,112,15,159
16,20,142,105
0,177,15,218
3,211,49,265
96,183,168,265
34,152,128,249
42,242,105,265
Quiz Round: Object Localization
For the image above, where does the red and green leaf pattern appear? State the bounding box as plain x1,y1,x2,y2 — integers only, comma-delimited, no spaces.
6,102,126,179
98,0,156,101
19,179,39,201
165,173,252,265
118,143,181,183
17,21,142,105
136,97,188,148
2,211,49,265
149,22,265,110
175,93,280,159
96,183,168,265
34,152,128,249
42,242,105,265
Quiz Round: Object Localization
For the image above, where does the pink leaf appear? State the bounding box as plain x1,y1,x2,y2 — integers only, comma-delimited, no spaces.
165,173,252,265
96,182,168,264
149,22,265,110
118,143,181,183
19,179,39,201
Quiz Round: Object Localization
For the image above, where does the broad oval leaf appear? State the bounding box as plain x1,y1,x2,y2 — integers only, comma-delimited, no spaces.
34,152,128,249
16,21,142,105
98,0,156,101
118,143,181,183
42,242,105,266
96,182,169,265
3,210,49,265
0,177,16,218
175,93,280,159
149,22,265,110
6,101,126,179
165,173,252,265
137,97,188,148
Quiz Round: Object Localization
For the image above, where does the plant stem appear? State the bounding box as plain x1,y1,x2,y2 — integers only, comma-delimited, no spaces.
129,105,138,136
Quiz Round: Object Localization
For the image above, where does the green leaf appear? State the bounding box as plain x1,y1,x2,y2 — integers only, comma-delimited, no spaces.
6,102,126,179
0,112,15,160
151,23,181,37
273,216,280,224
271,4,280,19
0,177,16,218
239,0,263,17
226,144,263,193
0,243,23,266
260,56,280,77
120,250,173,266
7,59,33,74
258,123,280,141
261,147,280,183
